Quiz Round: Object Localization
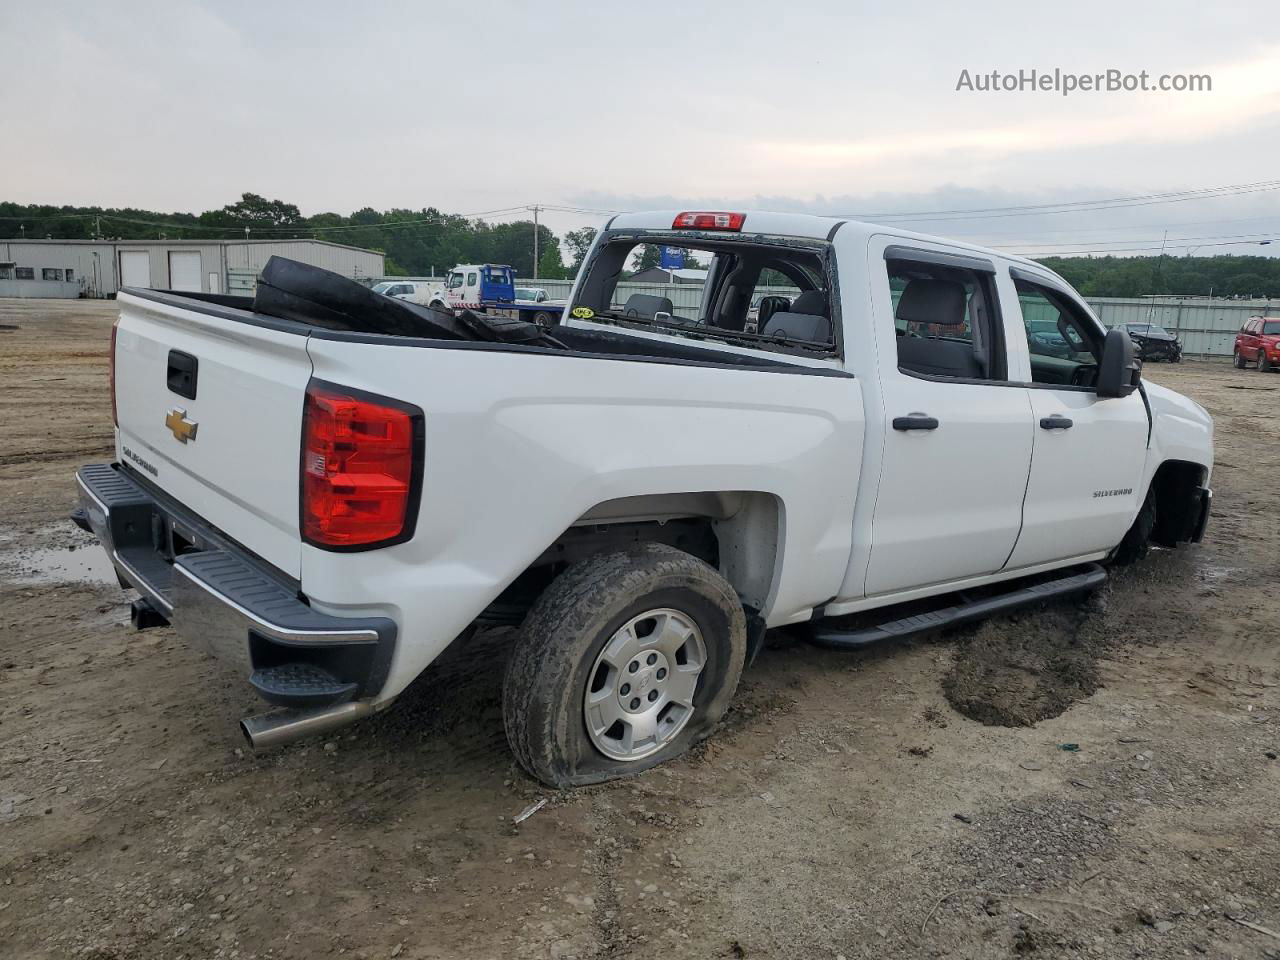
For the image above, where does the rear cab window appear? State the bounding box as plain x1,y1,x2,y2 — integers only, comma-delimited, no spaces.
567,227,839,358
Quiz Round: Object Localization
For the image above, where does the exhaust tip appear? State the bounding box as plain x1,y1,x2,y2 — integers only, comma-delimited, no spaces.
240,701,375,750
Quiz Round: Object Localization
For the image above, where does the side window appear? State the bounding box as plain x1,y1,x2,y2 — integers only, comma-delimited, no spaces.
889,258,1004,381
466,272,478,286
1015,280,1102,387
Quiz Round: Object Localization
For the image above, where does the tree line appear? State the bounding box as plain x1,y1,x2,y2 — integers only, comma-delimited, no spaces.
1039,253,1279,300
0,195,580,279
2,196,1277,296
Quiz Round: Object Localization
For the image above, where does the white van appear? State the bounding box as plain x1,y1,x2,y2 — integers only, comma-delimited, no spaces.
370,280,443,305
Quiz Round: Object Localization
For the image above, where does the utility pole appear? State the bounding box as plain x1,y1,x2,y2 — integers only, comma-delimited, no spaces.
529,204,541,279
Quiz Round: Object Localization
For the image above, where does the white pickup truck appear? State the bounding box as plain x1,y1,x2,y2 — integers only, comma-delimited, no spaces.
74,210,1213,787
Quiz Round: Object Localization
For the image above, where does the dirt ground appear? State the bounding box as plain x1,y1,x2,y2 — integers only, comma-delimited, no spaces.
1,297,1278,960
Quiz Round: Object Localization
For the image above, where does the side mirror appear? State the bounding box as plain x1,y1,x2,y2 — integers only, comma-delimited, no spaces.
1096,328,1142,398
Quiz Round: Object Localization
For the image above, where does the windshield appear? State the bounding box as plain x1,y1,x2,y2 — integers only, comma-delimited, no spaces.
1127,323,1170,336
371,282,393,294
1264,320,1280,335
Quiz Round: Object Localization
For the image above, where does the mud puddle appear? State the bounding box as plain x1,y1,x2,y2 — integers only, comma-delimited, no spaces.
0,524,119,587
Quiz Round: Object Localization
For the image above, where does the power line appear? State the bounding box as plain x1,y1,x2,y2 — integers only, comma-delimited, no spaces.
994,230,1280,251
834,179,1280,222
1012,237,1278,257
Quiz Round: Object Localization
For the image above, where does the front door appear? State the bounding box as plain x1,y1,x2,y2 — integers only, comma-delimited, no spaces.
1004,277,1149,568
863,242,1035,597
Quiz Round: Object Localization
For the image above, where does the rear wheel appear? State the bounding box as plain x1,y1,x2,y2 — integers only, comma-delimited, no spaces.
503,543,746,787
531,310,553,328
1234,348,1247,369
1260,351,1272,373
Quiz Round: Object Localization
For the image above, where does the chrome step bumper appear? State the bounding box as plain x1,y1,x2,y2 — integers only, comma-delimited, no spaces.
74,463,397,709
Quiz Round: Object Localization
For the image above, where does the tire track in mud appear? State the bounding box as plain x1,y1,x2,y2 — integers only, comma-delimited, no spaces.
586,796,628,958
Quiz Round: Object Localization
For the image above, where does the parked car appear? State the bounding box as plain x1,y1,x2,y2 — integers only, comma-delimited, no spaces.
1120,322,1182,362
1025,319,1075,360
74,210,1213,787
1233,316,1280,371
370,280,443,306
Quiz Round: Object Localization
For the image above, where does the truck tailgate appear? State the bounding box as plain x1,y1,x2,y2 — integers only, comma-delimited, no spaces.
113,292,312,578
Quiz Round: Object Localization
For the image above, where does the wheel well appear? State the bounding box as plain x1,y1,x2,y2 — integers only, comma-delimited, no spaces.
478,492,782,626
1149,460,1208,547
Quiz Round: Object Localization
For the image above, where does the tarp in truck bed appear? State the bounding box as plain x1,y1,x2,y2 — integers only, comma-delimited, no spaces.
252,257,560,347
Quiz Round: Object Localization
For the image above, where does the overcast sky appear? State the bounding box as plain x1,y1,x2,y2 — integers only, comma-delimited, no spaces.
6,0,1280,256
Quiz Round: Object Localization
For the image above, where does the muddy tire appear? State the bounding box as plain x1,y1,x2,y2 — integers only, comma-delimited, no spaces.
503,543,746,788
1112,489,1156,566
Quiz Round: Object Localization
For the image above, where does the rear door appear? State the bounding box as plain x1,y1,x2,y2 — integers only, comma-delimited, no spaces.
1004,275,1149,568
113,292,313,578
1240,319,1259,358
863,240,1034,596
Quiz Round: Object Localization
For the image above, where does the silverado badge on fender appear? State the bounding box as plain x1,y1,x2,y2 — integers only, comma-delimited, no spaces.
164,408,198,444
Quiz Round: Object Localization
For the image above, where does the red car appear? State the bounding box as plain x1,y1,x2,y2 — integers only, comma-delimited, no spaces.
1234,316,1280,371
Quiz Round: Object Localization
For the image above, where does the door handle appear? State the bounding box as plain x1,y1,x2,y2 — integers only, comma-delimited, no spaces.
892,414,939,431
1039,415,1074,430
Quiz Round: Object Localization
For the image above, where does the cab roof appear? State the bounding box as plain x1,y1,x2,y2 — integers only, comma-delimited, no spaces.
606,209,1046,272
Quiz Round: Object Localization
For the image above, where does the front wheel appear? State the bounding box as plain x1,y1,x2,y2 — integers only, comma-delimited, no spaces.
1260,351,1272,373
1234,348,1247,369
1112,489,1156,566
503,543,746,787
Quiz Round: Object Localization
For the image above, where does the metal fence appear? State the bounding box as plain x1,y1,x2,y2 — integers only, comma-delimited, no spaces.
1086,297,1274,359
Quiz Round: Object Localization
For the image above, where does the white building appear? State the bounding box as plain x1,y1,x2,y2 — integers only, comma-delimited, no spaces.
0,238,385,299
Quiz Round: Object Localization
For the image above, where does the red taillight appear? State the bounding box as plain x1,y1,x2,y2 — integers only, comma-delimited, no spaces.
109,317,120,427
672,211,745,231
301,382,421,549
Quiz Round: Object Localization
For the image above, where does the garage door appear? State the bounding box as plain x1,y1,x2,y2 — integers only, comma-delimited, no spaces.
119,250,152,289
168,250,202,292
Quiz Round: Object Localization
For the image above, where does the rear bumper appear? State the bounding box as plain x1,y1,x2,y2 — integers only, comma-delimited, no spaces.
74,462,396,708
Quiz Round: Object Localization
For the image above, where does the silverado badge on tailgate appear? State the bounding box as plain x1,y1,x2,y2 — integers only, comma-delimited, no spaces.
164,408,198,444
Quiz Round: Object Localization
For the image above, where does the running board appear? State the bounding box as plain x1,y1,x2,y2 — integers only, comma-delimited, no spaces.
807,563,1108,649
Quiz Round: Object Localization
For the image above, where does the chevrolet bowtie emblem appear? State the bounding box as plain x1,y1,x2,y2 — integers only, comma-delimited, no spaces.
165,408,198,444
